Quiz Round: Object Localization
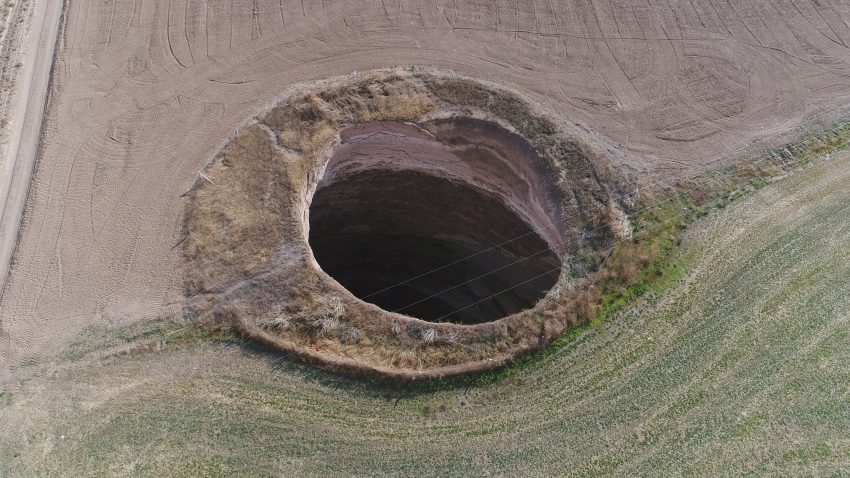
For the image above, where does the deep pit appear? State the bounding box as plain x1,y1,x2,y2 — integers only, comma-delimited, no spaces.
308,118,566,324
186,69,629,377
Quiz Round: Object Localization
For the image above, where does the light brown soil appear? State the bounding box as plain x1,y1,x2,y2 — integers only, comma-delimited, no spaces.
5,0,850,381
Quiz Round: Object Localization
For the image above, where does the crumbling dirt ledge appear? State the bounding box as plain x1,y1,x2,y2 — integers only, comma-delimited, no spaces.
184,67,635,379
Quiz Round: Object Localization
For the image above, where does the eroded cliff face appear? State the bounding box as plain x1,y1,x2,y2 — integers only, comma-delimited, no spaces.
309,119,564,324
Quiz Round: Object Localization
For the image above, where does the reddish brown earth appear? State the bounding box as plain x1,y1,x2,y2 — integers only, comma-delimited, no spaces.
5,0,850,380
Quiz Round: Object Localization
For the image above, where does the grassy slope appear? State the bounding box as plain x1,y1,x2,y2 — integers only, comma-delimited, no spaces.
1,154,849,477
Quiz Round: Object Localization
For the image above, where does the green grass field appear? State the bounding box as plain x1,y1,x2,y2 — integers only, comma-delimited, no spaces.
1,153,849,477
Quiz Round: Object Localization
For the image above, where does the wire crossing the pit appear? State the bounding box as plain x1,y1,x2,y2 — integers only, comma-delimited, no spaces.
391,240,568,315
430,173,767,322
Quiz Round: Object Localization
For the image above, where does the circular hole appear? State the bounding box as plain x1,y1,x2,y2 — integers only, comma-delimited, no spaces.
308,118,565,324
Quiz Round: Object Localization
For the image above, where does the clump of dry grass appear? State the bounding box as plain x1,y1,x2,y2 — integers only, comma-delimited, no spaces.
261,73,435,154
316,74,435,123
262,94,338,152
184,125,292,295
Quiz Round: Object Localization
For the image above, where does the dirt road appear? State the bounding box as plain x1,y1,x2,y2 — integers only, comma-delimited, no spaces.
0,0,64,380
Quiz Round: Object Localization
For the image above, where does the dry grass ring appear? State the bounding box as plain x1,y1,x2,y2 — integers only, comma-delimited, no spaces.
184,67,630,379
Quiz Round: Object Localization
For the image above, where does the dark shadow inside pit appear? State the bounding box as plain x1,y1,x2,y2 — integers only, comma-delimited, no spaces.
309,169,562,324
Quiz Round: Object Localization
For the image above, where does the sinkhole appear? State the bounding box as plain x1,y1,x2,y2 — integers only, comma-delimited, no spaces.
307,117,566,324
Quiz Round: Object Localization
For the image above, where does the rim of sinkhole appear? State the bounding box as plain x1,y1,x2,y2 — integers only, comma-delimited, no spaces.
183,67,633,379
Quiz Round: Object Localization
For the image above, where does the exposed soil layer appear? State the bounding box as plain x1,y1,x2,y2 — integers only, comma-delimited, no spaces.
309,118,564,324
180,69,631,379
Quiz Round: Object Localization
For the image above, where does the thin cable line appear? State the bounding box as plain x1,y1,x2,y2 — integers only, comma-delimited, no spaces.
435,262,570,322
360,219,565,300
433,176,761,322
391,237,569,314
359,105,850,300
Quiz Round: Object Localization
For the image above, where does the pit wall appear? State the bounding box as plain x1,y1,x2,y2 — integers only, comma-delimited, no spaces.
314,118,567,255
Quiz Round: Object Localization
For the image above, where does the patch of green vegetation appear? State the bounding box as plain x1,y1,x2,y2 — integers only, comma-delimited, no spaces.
59,317,243,362
750,177,769,189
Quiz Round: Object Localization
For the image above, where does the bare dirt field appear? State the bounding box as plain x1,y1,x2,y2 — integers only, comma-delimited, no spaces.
4,0,850,395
